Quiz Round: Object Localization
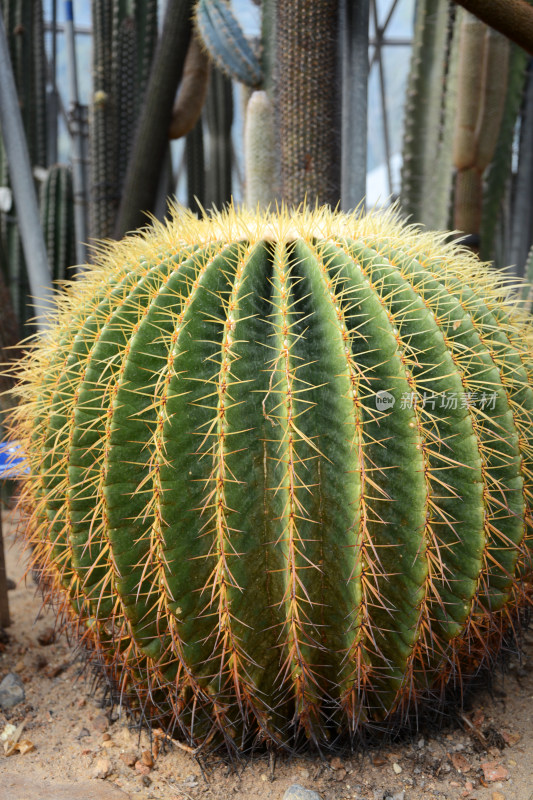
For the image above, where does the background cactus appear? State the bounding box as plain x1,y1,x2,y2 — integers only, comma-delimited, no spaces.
205,66,233,210
0,0,47,326
40,164,76,283
89,0,158,240
9,207,533,753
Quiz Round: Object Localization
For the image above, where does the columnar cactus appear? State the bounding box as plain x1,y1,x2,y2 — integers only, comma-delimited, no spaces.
9,208,533,753
40,164,76,282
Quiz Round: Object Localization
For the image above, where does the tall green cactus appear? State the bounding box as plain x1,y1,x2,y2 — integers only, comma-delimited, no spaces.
0,0,48,326
9,206,533,753
40,164,76,282
400,0,459,229
89,0,158,240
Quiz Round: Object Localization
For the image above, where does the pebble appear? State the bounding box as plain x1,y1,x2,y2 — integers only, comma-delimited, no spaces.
283,785,323,800
120,751,137,767
392,762,402,774
0,672,25,709
92,757,112,779
92,713,109,733
2,773,131,799
481,762,510,782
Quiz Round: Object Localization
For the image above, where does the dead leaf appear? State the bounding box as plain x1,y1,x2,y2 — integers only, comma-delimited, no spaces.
372,754,387,767
501,730,521,746
451,752,472,773
481,761,510,782
5,738,35,756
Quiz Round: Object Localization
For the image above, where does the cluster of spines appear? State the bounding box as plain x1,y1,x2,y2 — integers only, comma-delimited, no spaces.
8,206,533,754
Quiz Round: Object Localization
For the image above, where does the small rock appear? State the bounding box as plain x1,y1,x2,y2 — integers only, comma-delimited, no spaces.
451,752,472,773
120,751,137,768
92,757,112,779
501,730,520,746
330,756,343,770
37,627,56,646
392,792,405,800
299,769,310,779
481,762,510,782
392,762,402,775
92,714,109,733
6,578,16,590
0,672,25,710
140,775,151,787
335,768,347,781
77,728,90,740
141,749,153,768
135,761,151,776
283,785,323,800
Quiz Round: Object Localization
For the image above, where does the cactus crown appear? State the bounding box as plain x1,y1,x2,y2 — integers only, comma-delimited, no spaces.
9,206,533,754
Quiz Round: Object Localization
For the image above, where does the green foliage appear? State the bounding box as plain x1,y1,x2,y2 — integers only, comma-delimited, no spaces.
11,207,533,753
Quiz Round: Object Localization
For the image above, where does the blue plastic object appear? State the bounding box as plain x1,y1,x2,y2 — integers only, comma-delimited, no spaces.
0,441,29,479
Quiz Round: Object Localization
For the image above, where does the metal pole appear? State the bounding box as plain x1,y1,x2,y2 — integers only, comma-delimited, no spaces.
0,9,54,331
64,0,88,267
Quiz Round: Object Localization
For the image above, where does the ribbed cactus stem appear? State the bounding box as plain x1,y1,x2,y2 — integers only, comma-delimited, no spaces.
40,164,76,282
244,90,277,209
9,206,533,754
400,1,458,229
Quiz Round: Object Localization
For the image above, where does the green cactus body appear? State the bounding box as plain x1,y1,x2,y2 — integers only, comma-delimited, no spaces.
10,208,533,752
400,1,459,230
0,0,47,327
89,0,158,240
40,165,76,282
195,0,262,88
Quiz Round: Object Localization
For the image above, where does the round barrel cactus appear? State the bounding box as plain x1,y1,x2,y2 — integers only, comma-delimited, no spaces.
10,208,533,753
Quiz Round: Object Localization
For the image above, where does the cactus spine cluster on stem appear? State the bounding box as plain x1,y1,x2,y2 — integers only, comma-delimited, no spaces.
9,206,533,754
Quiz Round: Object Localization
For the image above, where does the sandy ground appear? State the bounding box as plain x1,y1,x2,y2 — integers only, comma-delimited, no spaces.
1,507,533,800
